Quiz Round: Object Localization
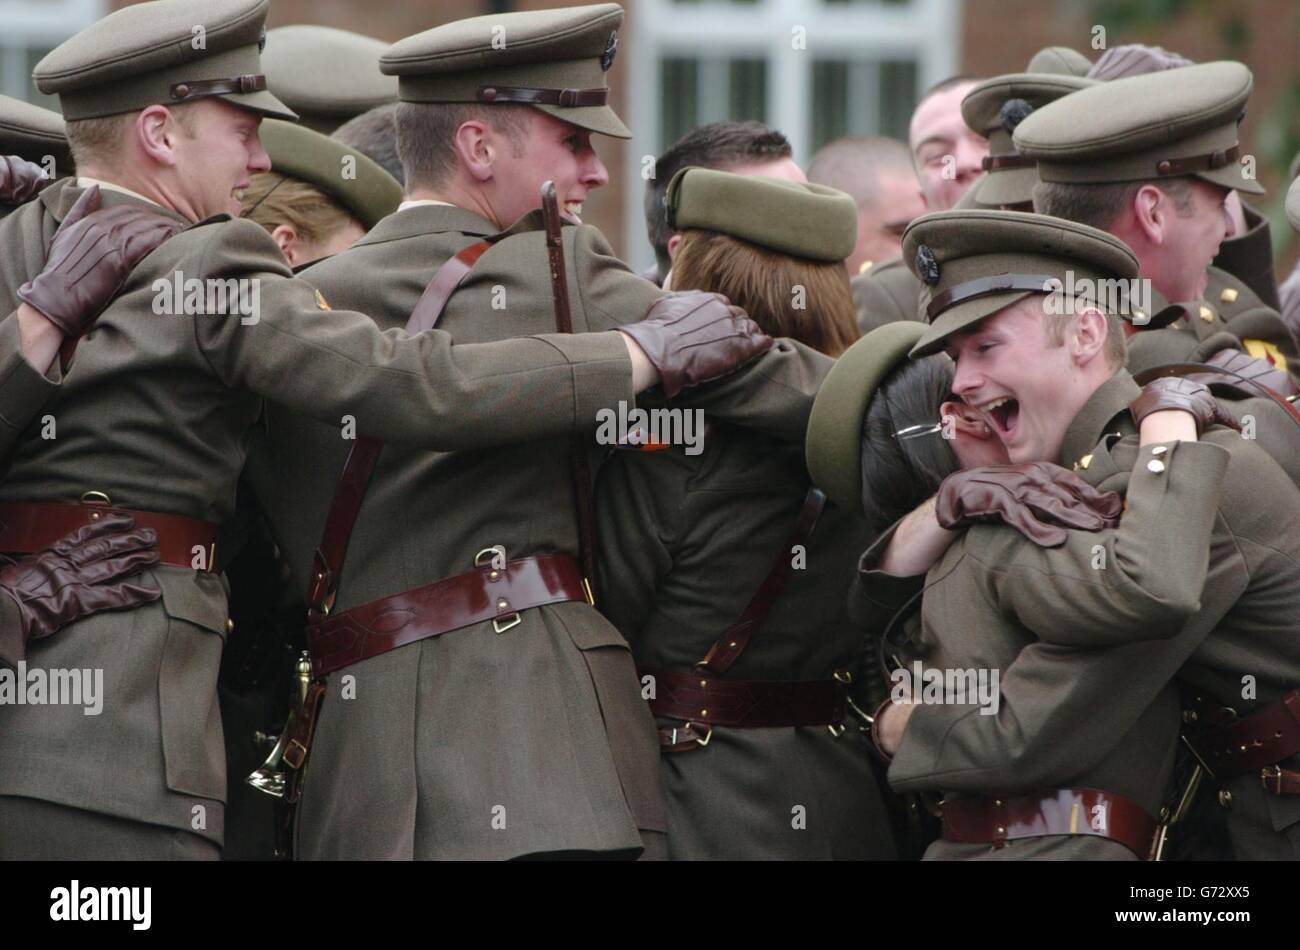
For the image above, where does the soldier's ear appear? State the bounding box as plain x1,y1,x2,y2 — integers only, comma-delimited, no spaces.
270,224,301,266
453,120,495,182
1071,306,1109,366
135,106,179,168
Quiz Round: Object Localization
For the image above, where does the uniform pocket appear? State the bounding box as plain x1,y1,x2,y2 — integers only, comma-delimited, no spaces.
157,571,227,802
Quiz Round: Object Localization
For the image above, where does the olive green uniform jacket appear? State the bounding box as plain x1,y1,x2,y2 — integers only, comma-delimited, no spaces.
594,425,896,860
243,203,833,860
858,423,1231,860
0,180,642,850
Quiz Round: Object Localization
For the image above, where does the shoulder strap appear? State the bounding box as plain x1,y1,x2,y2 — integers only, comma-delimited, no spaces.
305,239,492,620
696,486,827,676
540,181,597,604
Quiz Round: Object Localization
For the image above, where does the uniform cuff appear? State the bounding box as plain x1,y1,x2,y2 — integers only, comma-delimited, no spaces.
856,518,926,611
0,314,60,439
534,330,636,429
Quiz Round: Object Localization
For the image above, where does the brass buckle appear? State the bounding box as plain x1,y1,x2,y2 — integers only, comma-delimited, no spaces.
691,723,712,747
1262,764,1283,794
827,723,846,738
581,576,595,607
493,613,521,634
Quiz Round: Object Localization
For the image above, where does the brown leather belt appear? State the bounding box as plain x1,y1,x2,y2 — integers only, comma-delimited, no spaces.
1184,688,1300,793
642,666,847,741
0,499,219,571
941,788,1159,859
305,553,586,678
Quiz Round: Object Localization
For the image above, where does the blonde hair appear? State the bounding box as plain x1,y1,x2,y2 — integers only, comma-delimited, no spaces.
672,229,860,357
1042,307,1127,370
241,173,359,247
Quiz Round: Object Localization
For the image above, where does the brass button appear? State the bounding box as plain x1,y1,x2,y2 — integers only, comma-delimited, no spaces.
1076,453,1093,471
698,679,707,688
496,598,509,611
174,83,190,99
1157,160,1172,175
1220,287,1238,304
1218,789,1233,809
1132,307,1147,324
858,259,875,275
1151,445,1167,456
699,708,708,718
1183,709,1198,724
1198,305,1214,323
225,619,235,634
1147,459,1165,473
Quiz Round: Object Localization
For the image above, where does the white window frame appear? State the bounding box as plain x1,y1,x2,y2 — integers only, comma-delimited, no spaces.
623,0,960,270
0,0,108,102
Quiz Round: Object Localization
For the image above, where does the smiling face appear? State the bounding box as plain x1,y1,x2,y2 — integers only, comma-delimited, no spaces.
169,98,271,219
1145,179,1232,303
486,108,610,226
909,81,987,212
944,297,1103,464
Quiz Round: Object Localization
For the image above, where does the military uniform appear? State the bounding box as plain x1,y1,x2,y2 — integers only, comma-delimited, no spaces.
850,256,923,334
238,7,832,860
262,25,398,134
0,0,687,858
593,169,895,860
0,94,70,177
1014,61,1300,385
847,209,1300,860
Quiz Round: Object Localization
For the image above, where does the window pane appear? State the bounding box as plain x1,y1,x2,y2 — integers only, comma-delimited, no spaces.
878,59,918,141
728,58,766,123
660,57,699,149
811,60,849,153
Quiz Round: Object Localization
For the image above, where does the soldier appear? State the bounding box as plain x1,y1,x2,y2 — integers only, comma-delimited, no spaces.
806,136,925,278
1017,61,1300,384
261,25,398,134
595,167,897,859
241,119,402,266
239,3,833,860
0,0,767,859
857,209,1300,859
644,120,804,287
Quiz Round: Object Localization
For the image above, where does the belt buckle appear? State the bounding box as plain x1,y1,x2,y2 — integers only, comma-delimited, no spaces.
1262,764,1283,794
493,613,521,634
688,722,712,748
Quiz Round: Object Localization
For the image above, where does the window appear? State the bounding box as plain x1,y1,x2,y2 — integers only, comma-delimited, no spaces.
622,0,959,270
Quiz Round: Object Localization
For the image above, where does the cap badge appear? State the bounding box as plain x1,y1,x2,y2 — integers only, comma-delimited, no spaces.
999,98,1034,135
258,28,267,54
915,245,940,286
602,31,619,71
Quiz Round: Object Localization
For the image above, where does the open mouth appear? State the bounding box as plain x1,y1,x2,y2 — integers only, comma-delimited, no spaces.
562,201,584,223
979,396,1020,440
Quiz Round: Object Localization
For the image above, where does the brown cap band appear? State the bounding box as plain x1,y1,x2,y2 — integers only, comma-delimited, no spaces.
926,273,1058,320
1156,144,1239,177
476,85,608,107
982,152,1034,171
171,73,267,102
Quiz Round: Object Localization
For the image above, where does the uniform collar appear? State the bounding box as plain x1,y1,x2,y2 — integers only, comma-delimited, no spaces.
76,176,164,210
38,176,190,227
356,202,498,247
1057,369,1142,469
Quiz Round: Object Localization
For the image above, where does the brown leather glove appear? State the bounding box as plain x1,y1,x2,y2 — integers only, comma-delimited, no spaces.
0,155,51,206
1187,347,1297,399
935,461,1123,547
620,290,773,398
17,185,186,338
0,514,162,662
1129,376,1242,434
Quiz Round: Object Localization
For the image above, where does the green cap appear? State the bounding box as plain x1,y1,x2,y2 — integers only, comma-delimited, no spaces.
961,73,1095,208
0,94,70,170
1013,61,1263,196
1025,47,1092,77
381,3,630,139
902,209,1139,358
33,0,296,122
805,321,927,516
263,26,398,133
1286,175,1300,234
665,167,857,262
257,119,401,230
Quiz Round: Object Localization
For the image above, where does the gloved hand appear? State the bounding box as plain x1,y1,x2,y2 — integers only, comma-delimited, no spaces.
0,155,51,206
17,185,186,338
619,290,773,398
0,514,162,667
1129,376,1241,434
935,461,1123,547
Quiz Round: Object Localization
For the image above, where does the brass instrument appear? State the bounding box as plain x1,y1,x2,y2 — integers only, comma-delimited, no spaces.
246,651,313,798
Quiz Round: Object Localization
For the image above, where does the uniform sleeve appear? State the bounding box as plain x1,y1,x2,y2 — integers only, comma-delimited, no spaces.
593,449,688,645
979,440,1230,646
888,629,1206,793
191,219,635,450
848,518,925,636
572,225,835,445
0,311,60,461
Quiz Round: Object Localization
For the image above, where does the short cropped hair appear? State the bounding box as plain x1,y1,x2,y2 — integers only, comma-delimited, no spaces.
395,101,531,191
1033,177,1195,232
